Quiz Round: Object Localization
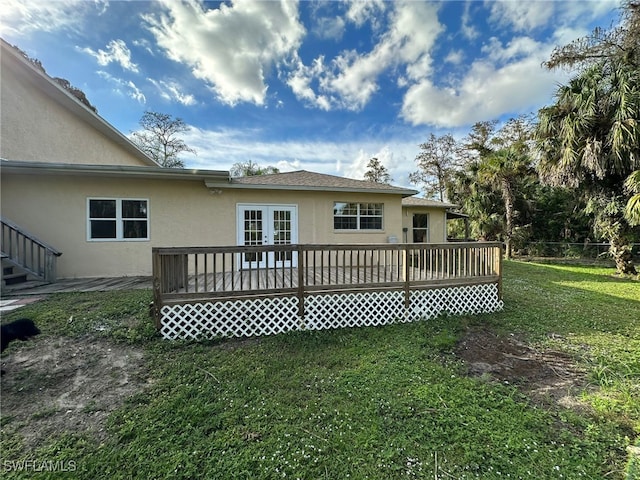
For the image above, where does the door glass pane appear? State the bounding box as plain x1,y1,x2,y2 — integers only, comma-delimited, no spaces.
243,209,263,264
273,210,292,262
244,210,263,246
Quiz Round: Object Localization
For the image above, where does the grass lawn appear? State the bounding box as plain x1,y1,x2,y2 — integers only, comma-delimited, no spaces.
1,261,638,479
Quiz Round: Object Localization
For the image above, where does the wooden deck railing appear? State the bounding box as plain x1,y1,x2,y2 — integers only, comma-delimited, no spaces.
1,217,62,282
152,242,503,323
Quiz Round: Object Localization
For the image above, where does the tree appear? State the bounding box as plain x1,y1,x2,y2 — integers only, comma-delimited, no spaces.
624,170,640,225
131,111,196,168
447,117,536,253
410,133,459,201
230,160,280,177
446,162,503,241
363,157,392,184
536,1,640,274
478,148,535,259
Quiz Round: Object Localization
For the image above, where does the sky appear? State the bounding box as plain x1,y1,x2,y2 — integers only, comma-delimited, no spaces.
1,0,622,190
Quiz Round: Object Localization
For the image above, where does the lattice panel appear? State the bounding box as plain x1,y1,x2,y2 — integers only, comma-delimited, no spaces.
409,283,504,319
304,290,406,330
160,296,300,340
159,283,503,340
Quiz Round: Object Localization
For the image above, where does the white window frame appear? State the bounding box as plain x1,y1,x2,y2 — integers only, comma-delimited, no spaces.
87,198,150,242
333,202,384,231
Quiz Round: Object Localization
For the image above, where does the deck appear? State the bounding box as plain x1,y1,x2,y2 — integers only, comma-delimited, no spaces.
1,276,152,296
152,242,504,339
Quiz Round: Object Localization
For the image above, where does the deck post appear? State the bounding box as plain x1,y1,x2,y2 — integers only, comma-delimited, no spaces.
151,248,163,329
297,244,305,322
403,244,410,308
496,245,504,300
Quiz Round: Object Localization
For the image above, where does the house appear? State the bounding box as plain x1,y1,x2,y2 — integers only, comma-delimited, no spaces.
1,38,504,339
0,38,456,281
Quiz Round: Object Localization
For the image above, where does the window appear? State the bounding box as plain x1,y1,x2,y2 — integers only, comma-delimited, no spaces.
334,202,383,230
412,213,429,242
88,198,148,241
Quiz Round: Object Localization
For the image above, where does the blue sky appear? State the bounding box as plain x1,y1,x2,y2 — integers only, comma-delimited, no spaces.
2,0,621,188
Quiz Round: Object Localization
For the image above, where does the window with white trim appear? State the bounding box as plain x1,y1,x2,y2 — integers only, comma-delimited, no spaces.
333,202,383,230
88,198,149,241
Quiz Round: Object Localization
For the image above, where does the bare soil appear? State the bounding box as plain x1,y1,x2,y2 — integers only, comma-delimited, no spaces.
1,326,590,451
455,327,590,409
1,335,149,449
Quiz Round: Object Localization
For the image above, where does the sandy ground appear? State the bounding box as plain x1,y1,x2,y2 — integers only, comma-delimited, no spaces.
1,336,148,448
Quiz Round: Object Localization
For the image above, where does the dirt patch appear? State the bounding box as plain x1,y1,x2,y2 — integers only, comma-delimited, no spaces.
455,327,589,409
1,335,149,449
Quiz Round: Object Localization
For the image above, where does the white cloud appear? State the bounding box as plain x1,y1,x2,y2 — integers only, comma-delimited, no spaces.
344,0,386,27
287,55,332,110
97,71,146,103
180,125,424,189
0,0,108,37
461,1,479,40
400,36,570,127
488,1,553,32
444,50,464,65
142,0,305,106
288,1,444,111
147,78,196,106
488,0,621,32
313,15,346,41
81,39,139,73
398,0,623,129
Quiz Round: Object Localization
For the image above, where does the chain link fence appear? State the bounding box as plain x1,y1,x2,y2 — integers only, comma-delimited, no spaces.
515,242,640,261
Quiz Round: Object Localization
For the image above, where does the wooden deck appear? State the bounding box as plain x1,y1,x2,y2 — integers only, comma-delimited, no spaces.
152,242,504,338
1,276,152,296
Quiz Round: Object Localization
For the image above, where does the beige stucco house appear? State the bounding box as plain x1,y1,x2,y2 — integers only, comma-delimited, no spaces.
0,38,457,280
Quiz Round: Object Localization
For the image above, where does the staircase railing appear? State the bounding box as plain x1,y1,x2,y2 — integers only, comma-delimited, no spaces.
1,217,62,283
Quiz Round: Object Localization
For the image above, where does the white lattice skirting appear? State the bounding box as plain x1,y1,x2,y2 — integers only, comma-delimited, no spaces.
160,283,503,340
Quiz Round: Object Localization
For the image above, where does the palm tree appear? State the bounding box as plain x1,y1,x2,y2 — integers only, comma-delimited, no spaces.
625,170,640,225
446,163,503,241
537,2,640,274
478,149,533,259
537,61,639,274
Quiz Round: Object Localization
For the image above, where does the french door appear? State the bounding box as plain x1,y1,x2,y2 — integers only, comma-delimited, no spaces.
237,204,298,269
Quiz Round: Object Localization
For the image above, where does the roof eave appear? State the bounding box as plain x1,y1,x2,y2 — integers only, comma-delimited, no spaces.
205,181,417,196
0,159,230,182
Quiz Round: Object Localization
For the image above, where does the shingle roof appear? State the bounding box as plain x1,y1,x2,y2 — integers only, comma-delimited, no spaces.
230,170,417,196
402,196,457,209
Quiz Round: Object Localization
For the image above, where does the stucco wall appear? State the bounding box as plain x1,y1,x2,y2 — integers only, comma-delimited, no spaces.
0,51,149,167
1,173,409,277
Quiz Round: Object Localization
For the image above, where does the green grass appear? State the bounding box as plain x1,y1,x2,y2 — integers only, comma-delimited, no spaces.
1,261,638,479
